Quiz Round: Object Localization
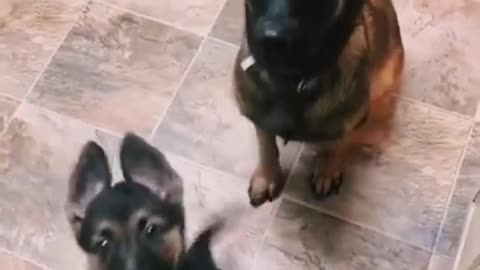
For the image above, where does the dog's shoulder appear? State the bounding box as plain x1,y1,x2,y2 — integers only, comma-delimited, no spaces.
339,0,402,71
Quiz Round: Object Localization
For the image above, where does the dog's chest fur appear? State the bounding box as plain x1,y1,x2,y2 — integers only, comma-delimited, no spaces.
234,45,369,143
234,2,376,143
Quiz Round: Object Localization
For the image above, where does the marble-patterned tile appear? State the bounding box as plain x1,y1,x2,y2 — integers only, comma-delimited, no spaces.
27,1,202,136
254,200,431,270
393,0,480,116
153,38,301,178
428,254,455,270
210,0,244,45
0,102,121,270
102,0,227,35
167,155,273,270
285,101,472,250
0,251,44,270
0,0,86,99
436,124,480,257
0,96,19,133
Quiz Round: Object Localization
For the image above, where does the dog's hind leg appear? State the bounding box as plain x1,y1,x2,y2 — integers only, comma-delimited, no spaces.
248,127,284,207
353,46,404,156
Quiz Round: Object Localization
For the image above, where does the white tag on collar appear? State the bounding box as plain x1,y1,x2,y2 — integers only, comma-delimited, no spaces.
241,56,256,71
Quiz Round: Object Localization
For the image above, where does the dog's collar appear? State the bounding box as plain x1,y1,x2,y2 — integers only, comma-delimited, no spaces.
240,56,317,94
240,55,256,71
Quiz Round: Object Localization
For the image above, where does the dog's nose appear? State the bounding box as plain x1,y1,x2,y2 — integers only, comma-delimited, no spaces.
257,20,290,46
262,21,286,39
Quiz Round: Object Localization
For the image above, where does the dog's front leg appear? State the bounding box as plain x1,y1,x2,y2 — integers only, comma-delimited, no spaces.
248,127,284,207
311,142,347,200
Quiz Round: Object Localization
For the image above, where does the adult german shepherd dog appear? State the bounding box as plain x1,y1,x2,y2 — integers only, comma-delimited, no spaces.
234,0,404,206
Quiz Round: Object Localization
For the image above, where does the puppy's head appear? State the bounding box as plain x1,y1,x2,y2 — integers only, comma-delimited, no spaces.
66,134,184,270
245,0,346,73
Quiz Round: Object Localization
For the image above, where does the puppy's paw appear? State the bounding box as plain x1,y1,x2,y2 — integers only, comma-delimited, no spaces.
311,170,343,200
248,166,284,207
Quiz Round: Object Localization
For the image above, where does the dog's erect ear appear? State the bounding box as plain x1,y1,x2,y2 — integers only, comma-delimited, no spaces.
120,133,182,204
66,141,112,235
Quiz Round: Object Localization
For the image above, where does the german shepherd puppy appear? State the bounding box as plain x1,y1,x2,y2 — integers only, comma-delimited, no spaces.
65,134,221,270
234,0,404,206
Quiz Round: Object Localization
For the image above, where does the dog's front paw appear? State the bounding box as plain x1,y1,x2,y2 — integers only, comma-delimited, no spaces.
248,166,284,207
311,169,343,200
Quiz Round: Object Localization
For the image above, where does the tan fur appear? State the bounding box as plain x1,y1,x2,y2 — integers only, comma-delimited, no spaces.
313,0,404,193
236,0,404,202
248,128,283,205
84,214,184,270
161,227,184,266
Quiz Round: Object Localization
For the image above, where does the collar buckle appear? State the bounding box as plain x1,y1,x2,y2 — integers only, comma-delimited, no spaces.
241,56,256,71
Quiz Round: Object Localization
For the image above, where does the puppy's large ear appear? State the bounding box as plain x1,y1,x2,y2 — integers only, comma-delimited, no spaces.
66,142,112,235
120,133,182,204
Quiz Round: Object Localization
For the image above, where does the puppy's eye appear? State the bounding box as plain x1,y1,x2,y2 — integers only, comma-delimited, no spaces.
93,238,110,253
92,229,112,253
100,239,109,248
145,224,156,238
138,218,156,238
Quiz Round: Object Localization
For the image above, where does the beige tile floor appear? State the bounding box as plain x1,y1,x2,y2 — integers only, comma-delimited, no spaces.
0,0,479,269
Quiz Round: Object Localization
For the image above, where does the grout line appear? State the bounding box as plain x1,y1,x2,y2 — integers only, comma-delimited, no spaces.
248,144,305,270
1,1,87,135
398,95,474,122
164,151,250,183
21,102,123,139
148,0,228,140
0,92,22,103
160,143,305,195
0,8,123,139
0,248,51,270
282,195,435,254
200,0,229,37
92,0,204,38
208,36,240,49
147,38,207,140
18,2,86,105
474,102,480,123
430,121,476,260
427,253,437,270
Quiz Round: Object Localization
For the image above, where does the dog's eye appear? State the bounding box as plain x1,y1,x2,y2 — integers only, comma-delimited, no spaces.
138,218,156,237
145,224,156,238
100,239,109,249
92,238,110,253
138,217,167,239
92,229,112,253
